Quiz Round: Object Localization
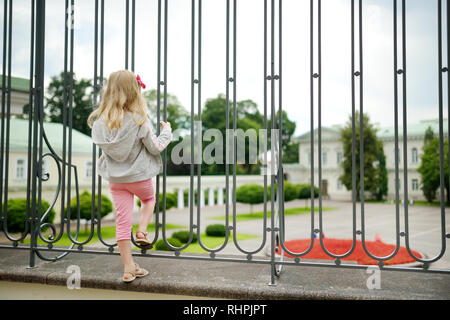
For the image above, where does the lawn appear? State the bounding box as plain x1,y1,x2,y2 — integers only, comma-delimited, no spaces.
23,222,184,247
208,206,337,222
136,232,259,254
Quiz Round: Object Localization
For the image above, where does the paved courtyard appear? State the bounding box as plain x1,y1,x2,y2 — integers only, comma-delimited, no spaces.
130,199,450,270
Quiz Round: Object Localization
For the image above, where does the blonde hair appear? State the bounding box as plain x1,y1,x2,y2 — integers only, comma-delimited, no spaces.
87,70,147,130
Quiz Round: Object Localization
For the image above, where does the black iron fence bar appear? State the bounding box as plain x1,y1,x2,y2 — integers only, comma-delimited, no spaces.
232,0,238,254
225,0,231,253
131,0,135,72
448,0,450,209
128,0,143,249
314,0,357,262
316,0,357,261
351,0,358,257
231,0,267,256
357,0,399,263
91,0,99,247
308,0,316,250
153,0,164,243
58,0,69,245
29,0,46,267
269,0,275,286
96,0,113,248
278,0,315,258
98,0,104,243
154,0,162,249
391,0,402,260
161,0,180,251
402,0,447,265
24,0,36,245
64,0,86,247
0,0,7,239
125,0,129,70
196,0,229,254
276,0,284,278
0,0,11,240
262,0,268,261
184,0,195,250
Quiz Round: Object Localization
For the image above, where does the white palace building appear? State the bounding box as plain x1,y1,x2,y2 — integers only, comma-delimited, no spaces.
283,118,448,202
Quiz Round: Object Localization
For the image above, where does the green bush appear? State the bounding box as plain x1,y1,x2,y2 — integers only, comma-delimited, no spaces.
2,198,55,233
267,181,297,201
236,184,265,205
155,237,183,251
137,191,176,210
67,190,112,221
283,181,299,201
297,184,319,199
172,230,197,243
205,224,226,237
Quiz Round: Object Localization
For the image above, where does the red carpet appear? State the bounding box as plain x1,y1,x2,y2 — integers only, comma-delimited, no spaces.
276,238,422,265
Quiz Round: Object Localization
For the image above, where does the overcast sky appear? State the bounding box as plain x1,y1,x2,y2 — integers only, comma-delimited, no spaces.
1,0,448,136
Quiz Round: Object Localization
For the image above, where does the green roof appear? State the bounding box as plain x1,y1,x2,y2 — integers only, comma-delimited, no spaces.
0,75,30,93
297,118,448,141
376,118,448,139
8,117,92,154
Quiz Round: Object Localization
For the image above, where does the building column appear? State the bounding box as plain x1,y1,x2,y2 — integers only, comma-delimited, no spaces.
200,188,205,207
217,187,224,205
208,188,215,206
177,188,184,209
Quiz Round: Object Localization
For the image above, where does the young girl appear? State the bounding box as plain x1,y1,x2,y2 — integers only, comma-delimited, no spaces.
88,70,172,283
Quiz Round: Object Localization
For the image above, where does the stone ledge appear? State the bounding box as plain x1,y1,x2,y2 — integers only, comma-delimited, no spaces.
0,248,449,300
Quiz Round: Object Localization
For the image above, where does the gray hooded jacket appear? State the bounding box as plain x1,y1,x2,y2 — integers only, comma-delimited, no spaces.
92,112,172,183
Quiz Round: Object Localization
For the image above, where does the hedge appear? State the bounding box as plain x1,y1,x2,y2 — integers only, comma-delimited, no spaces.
2,198,55,233
67,190,113,221
205,224,226,237
155,237,183,251
172,230,197,243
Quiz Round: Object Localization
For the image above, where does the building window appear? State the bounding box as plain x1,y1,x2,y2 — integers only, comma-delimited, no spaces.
15,158,26,180
412,179,419,191
322,152,327,166
337,179,343,190
411,148,418,164
394,148,401,164
336,151,343,165
396,178,401,190
85,161,93,179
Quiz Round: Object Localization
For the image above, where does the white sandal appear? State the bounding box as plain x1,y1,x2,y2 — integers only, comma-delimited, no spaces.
122,263,149,283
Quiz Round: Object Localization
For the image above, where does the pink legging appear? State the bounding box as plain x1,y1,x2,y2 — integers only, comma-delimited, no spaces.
109,177,156,241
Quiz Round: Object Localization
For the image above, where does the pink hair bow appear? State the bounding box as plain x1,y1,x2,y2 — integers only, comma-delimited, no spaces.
136,74,146,89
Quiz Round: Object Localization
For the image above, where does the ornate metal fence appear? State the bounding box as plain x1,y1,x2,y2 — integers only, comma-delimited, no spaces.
1,0,449,287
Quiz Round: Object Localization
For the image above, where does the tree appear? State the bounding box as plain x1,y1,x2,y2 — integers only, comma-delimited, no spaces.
424,126,435,145
417,128,449,204
373,140,388,201
22,72,94,136
201,94,264,175
143,89,190,132
236,184,265,214
339,111,385,201
268,110,298,164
